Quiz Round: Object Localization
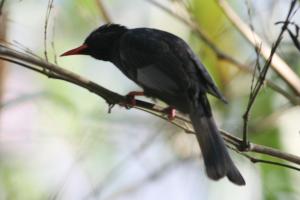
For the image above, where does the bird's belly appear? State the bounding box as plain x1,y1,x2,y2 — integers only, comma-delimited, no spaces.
144,88,190,113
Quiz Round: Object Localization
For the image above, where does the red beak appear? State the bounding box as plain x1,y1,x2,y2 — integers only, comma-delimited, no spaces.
60,44,88,57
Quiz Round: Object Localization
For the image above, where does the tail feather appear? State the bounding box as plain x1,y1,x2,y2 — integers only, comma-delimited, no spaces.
227,159,246,185
189,96,245,185
193,115,227,180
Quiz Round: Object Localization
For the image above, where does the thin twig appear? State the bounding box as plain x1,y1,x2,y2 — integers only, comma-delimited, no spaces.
216,0,300,95
0,0,5,16
51,16,58,65
242,0,297,149
276,21,300,52
246,155,300,171
11,40,42,59
145,0,300,106
44,0,54,62
228,146,300,171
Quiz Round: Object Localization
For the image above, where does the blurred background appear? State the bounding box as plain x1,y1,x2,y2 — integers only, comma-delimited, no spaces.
0,0,300,199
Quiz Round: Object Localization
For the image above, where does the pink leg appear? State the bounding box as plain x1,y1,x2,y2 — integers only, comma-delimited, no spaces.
163,106,177,121
120,91,144,108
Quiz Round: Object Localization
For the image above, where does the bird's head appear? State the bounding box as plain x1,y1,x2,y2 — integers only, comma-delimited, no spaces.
61,24,128,61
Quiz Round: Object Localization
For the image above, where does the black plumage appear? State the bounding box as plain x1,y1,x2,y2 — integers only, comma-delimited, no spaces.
61,24,245,185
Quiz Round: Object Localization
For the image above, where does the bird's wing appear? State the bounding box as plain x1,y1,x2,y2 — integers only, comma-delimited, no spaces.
186,48,227,102
119,28,226,102
119,29,191,95
162,31,226,102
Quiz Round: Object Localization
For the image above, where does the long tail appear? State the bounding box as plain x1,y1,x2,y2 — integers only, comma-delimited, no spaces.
189,95,245,185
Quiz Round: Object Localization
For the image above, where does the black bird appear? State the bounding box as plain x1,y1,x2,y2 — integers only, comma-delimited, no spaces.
61,24,245,185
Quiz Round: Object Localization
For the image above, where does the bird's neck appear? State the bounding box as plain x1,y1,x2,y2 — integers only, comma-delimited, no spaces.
108,39,122,64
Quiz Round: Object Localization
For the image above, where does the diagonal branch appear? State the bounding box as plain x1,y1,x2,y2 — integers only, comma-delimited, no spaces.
146,0,300,106
216,0,300,95
95,0,111,23
0,44,125,104
1,44,300,171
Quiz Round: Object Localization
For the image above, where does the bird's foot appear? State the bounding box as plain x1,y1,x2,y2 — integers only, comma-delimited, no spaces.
119,91,144,109
163,106,176,120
